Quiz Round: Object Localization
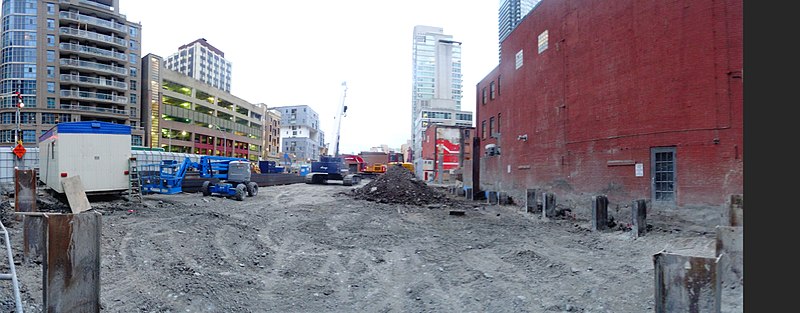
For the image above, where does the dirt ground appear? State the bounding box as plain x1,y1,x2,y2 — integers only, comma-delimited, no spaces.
0,167,742,312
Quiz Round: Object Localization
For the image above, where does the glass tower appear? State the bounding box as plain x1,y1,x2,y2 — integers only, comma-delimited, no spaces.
411,25,466,177
498,0,540,60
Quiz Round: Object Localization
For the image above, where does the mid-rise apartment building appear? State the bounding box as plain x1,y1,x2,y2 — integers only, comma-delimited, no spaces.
261,107,281,162
272,105,323,164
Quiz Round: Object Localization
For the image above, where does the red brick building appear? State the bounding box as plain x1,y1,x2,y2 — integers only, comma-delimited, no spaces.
422,125,475,183
475,0,742,214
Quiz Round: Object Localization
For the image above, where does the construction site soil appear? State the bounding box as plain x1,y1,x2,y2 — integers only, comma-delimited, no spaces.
0,166,742,312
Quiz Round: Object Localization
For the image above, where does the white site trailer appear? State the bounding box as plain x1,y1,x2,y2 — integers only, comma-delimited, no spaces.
39,121,132,194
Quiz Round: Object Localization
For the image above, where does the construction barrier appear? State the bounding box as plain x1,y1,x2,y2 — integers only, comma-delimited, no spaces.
0,147,39,194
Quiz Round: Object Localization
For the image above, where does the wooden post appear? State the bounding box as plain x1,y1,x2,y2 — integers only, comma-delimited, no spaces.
632,199,647,237
592,195,609,231
487,191,498,205
525,189,537,213
542,192,556,218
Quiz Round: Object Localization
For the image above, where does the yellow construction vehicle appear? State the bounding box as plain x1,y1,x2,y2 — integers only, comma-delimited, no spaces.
388,162,414,172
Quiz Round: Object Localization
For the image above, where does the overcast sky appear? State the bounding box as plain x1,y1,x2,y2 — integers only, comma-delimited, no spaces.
119,0,500,155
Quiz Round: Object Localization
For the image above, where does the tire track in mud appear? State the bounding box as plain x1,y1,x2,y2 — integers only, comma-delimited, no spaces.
5,176,726,313
255,205,382,311
102,214,178,312
103,203,275,312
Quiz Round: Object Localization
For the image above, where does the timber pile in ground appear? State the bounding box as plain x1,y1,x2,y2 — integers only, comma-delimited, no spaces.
349,165,461,207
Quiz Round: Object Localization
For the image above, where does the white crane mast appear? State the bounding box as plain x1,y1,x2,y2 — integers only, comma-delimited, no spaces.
332,81,347,157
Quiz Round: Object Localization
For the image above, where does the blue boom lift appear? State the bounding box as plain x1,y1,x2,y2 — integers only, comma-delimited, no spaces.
141,155,258,201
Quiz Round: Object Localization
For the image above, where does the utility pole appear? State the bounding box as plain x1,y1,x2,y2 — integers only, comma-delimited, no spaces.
438,142,443,184
435,126,443,184
14,89,25,169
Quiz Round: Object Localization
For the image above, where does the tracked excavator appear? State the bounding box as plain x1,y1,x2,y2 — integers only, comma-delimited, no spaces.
305,82,361,186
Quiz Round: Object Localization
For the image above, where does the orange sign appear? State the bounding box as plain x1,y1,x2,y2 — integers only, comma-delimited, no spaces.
12,143,25,159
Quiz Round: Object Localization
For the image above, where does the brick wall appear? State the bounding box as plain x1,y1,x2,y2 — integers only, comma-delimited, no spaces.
475,0,743,210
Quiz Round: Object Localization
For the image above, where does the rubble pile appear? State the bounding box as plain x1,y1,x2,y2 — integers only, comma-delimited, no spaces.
350,165,458,206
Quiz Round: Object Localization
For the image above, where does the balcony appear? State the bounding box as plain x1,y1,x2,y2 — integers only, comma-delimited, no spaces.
59,104,128,116
59,42,127,62
59,103,128,116
60,27,127,48
60,90,128,105
60,58,127,76
78,0,113,11
59,11,127,35
60,74,127,90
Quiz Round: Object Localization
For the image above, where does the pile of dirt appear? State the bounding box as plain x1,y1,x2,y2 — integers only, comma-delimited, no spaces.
349,165,459,206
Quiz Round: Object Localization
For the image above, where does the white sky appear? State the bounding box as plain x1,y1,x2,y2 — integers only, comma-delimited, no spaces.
119,0,499,155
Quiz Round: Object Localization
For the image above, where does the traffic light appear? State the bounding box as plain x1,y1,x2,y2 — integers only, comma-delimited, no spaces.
15,91,24,108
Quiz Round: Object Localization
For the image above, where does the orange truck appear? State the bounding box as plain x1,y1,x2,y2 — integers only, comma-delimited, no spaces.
362,163,387,175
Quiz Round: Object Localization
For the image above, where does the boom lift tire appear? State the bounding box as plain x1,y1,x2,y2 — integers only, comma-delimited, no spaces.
246,182,258,197
201,181,211,196
233,184,246,201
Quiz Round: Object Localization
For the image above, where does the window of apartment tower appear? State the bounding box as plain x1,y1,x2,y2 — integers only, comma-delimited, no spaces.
489,117,495,137
481,120,486,139
490,81,496,99
482,87,487,105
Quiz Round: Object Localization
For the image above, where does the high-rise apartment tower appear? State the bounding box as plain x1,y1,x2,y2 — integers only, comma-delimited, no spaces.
165,38,231,93
498,0,540,60
410,25,471,178
0,0,143,147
